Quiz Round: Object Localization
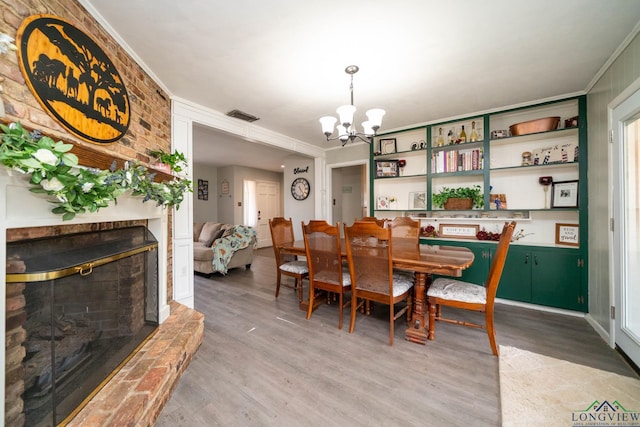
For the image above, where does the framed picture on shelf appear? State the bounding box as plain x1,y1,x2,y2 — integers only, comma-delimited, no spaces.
551,180,579,208
376,196,397,210
409,191,426,210
555,223,579,246
438,224,480,239
379,138,397,154
375,160,399,177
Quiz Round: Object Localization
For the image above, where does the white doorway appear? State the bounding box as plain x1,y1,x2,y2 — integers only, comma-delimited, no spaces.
254,180,280,248
328,160,369,228
612,84,640,368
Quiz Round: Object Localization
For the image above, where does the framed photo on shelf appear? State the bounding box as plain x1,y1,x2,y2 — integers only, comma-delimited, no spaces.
409,191,426,210
438,224,479,239
555,223,579,246
376,196,397,210
379,138,397,155
375,160,399,177
551,180,579,208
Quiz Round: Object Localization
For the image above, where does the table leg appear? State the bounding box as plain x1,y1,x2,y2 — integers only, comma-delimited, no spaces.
404,271,430,345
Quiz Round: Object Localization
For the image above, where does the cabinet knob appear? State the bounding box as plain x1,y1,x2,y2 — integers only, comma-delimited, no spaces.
524,254,529,264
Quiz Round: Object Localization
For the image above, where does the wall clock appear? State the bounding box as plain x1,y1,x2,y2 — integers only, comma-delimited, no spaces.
291,177,310,201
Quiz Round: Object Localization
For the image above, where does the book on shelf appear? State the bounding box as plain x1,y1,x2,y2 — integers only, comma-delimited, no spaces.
431,148,484,173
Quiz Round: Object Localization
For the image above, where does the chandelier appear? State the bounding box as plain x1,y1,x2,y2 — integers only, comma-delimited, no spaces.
319,65,385,146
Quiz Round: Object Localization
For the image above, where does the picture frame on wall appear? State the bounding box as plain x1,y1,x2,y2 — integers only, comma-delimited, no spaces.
375,160,399,177
379,138,397,155
197,179,209,200
551,180,579,208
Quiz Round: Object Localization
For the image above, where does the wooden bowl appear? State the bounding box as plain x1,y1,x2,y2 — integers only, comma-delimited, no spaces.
509,116,560,136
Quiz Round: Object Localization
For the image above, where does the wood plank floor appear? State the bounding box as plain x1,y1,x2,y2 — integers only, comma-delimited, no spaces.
155,248,638,426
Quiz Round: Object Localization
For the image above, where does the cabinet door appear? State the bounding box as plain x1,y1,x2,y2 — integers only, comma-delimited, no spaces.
497,246,532,303
459,244,491,284
425,240,490,284
531,248,581,310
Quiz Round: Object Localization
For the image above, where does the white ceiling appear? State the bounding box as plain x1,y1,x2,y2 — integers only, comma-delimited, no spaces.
82,0,640,172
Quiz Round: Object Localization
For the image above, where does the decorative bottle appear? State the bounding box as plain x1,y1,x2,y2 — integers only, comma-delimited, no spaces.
470,121,480,142
436,128,444,147
447,128,454,145
459,125,467,143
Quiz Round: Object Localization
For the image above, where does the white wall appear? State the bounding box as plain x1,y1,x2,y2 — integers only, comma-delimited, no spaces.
587,31,640,334
284,156,315,240
193,163,219,223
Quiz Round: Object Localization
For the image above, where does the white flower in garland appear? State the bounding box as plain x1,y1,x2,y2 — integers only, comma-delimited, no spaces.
0,33,17,54
81,182,94,193
41,177,64,192
33,148,59,166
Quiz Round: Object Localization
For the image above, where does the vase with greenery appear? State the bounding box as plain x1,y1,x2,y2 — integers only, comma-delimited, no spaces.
432,185,484,209
0,122,192,220
149,149,187,174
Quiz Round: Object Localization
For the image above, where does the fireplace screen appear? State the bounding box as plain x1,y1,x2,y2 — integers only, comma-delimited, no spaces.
5,226,159,426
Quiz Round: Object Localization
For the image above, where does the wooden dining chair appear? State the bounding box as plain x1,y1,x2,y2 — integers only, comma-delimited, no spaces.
269,217,308,302
302,220,351,329
426,221,516,356
358,216,386,227
344,221,414,346
388,216,420,242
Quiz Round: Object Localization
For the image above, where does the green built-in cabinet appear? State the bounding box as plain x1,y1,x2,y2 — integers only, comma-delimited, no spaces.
428,240,583,311
370,96,587,312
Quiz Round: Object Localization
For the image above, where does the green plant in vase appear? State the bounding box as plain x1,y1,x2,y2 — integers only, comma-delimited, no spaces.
149,149,187,174
432,185,484,209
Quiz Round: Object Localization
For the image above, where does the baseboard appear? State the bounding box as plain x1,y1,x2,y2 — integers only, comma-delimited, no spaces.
495,298,585,318
584,313,611,345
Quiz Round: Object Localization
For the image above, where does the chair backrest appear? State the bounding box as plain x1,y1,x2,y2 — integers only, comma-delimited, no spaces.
344,221,393,296
485,221,517,307
358,216,386,227
269,217,295,266
388,216,420,242
302,220,343,287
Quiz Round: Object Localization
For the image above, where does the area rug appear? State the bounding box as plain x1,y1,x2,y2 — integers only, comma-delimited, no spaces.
499,346,640,426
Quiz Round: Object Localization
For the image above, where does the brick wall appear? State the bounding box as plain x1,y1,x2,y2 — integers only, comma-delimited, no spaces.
0,0,174,301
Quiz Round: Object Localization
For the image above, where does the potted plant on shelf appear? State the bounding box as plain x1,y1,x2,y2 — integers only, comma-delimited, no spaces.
432,185,484,210
149,149,187,174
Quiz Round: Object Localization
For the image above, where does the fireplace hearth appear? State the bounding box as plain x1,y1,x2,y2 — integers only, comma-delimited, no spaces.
6,226,159,426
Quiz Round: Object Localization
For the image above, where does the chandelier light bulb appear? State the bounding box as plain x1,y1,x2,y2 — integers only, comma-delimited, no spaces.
366,108,385,130
336,104,356,128
361,121,374,135
319,116,337,137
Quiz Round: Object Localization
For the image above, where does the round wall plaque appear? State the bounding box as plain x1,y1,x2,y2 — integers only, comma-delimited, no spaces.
16,14,130,144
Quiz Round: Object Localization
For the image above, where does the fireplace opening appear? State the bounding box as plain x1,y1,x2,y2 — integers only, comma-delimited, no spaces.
5,226,159,427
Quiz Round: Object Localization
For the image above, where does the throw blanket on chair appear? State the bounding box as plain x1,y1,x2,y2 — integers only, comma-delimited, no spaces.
211,225,257,274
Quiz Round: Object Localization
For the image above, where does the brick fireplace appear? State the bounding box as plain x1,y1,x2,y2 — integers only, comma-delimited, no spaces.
0,168,203,426
6,225,159,426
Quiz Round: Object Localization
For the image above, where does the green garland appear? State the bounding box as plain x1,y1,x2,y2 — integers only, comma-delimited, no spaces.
0,122,192,220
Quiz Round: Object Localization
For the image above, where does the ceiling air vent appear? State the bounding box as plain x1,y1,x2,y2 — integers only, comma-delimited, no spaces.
226,109,260,122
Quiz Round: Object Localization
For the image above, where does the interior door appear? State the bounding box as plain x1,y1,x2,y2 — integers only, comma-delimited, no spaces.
256,180,280,248
612,87,640,367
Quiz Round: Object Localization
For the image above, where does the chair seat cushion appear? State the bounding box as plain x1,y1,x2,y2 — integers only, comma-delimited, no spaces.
427,278,486,304
314,267,351,287
279,260,309,275
392,274,414,297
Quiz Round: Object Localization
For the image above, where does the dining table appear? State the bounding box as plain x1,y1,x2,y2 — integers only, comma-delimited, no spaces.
278,238,474,345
